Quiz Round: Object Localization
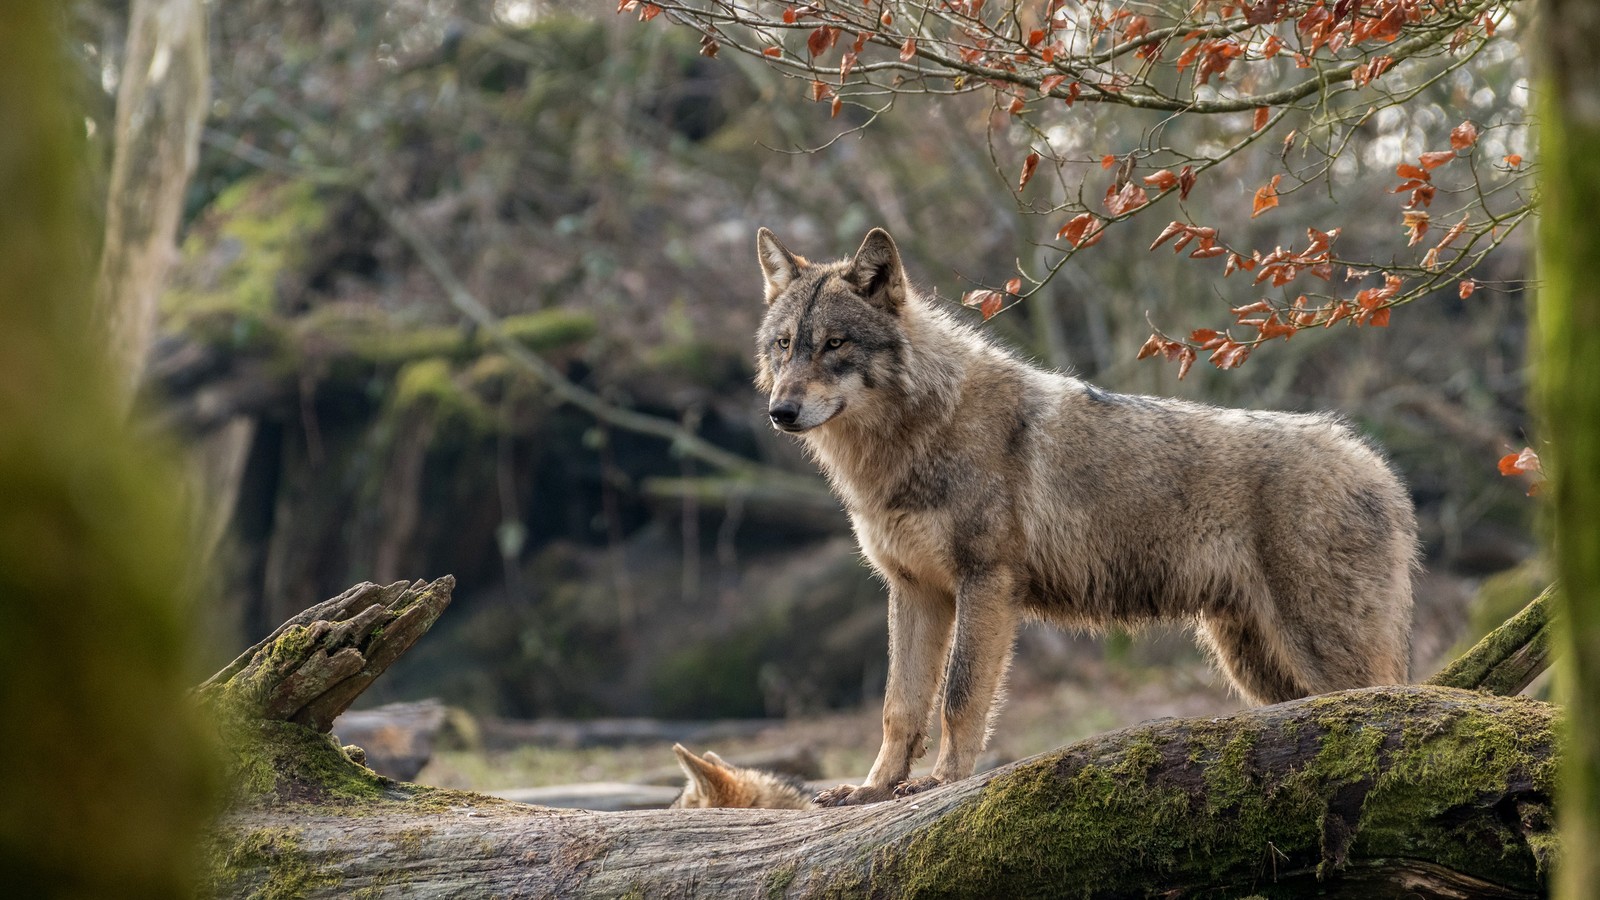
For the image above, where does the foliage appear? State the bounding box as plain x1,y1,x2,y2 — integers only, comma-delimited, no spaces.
642,0,1532,375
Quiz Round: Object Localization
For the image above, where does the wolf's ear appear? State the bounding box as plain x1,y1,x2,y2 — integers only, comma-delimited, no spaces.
702,750,731,769
757,228,805,303
848,227,906,314
674,743,733,798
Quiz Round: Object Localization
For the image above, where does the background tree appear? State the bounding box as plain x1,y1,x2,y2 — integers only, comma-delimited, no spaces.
94,0,209,403
0,2,215,895
1536,0,1600,895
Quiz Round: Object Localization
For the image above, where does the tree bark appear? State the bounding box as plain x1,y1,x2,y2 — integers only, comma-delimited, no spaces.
96,0,209,403
1536,2,1600,897
203,581,1558,899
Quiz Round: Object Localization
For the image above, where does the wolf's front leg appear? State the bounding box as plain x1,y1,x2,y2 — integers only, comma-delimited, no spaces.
816,580,953,807
896,571,1019,798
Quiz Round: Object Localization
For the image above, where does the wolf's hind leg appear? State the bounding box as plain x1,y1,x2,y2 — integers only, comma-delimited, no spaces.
1197,611,1310,705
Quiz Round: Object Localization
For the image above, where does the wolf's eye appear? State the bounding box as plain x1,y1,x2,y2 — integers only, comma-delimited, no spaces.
826,337,846,349
775,337,791,350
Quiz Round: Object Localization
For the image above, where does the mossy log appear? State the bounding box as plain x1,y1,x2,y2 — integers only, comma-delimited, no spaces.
204,581,1558,899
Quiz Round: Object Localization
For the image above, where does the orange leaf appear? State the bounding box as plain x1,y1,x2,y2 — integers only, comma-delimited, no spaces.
1253,106,1270,131
1403,210,1430,246
809,80,830,101
1150,221,1189,250
1499,447,1541,476
1504,153,1523,167
1419,150,1456,170
1251,174,1282,218
1005,277,1022,295
1104,181,1149,216
783,6,798,24
1041,46,1056,64
1450,121,1479,150
880,10,893,26
1100,155,1117,169
1008,95,1026,115
640,3,663,20
1018,152,1041,191
762,45,781,57
1040,74,1068,95
1028,29,1046,46
1057,213,1098,246
1178,165,1196,200
962,290,1005,320
1137,333,1166,360
899,37,916,61
1177,346,1197,380
1395,163,1430,181
1459,279,1477,299
831,95,842,117
1143,169,1179,191
1368,307,1391,327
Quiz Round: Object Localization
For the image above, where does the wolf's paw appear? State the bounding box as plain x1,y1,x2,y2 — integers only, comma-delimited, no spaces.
814,783,896,807
891,776,946,798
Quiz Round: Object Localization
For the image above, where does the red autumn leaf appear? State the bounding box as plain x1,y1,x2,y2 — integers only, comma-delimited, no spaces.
1419,150,1456,170
1150,221,1189,250
1437,214,1470,250
1028,29,1046,46
1251,174,1282,218
1210,339,1251,370
1450,121,1479,150
1177,346,1197,380
1260,315,1299,340
1104,181,1149,216
809,80,830,101
1232,300,1272,316
1005,277,1022,295
831,95,842,117
1459,279,1477,299
899,37,916,61
1504,153,1523,167
1137,333,1167,360
1018,152,1041,191
640,3,663,20
962,289,1005,320
699,37,719,58
880,10,892,26
1405,184,1436,209
1040,74,1068,95
1403,210,1430,246
1057,213,1098,246
1008,95,1026,115
1143,169,1180,191
1100,154,1117,170
1499,447,1541,476
806,25,836,57
762,46,782,57
1253,106,1270,131
1041,46,1056,64
1368,307,1391,327
1177,165,1197,200
1395,163,1430,182
783,6,798,24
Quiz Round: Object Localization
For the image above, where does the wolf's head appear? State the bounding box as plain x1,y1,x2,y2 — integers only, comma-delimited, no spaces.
668,743,813,810
754,227,910,434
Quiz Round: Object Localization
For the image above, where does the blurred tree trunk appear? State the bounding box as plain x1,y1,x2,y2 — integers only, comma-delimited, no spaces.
1536,2,1600,896
0,3,214,896
95,0,209,404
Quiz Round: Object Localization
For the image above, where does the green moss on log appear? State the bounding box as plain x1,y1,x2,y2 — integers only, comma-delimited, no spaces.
203,825,343,900
164,177,328,321
823,687,1555,899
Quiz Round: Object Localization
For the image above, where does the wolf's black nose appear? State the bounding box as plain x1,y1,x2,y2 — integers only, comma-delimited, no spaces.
769,401,801,428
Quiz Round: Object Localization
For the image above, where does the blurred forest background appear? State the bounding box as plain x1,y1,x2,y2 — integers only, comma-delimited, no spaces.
71,0,1542,784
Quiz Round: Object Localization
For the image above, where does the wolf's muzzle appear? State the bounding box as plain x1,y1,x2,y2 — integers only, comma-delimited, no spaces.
769,399,802,430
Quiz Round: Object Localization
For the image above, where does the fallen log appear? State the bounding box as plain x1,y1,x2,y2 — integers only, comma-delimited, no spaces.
200,579,1558,899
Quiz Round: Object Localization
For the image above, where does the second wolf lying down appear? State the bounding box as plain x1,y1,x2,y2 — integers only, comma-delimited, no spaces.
749,227,1417,808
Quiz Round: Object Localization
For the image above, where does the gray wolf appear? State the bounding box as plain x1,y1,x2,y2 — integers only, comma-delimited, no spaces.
754,227,1417,806
668,744,812,810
